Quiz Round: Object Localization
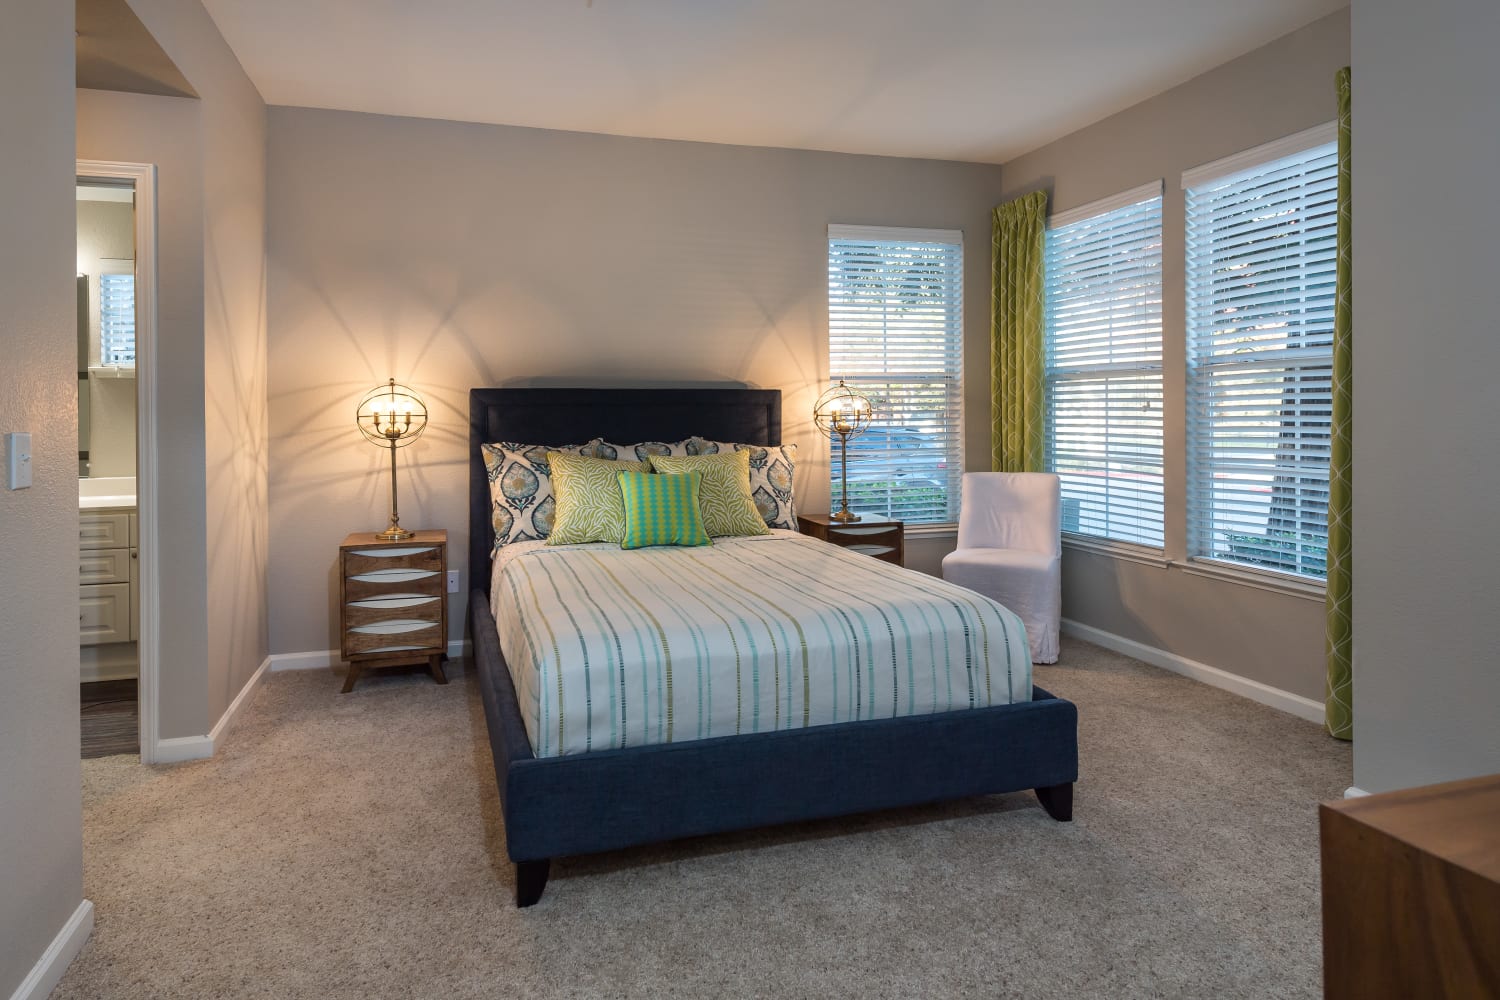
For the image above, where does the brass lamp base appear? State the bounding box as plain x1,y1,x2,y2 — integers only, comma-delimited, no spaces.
376,523,415,541
830,509,862,523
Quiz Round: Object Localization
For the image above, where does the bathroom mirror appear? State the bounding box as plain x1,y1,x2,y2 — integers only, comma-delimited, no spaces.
76,181,137,480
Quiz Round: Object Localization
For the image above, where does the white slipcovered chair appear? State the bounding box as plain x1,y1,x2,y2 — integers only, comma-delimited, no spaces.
941,472,1061,664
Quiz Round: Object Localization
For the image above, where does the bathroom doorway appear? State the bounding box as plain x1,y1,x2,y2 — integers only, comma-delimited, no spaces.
76,159,159,761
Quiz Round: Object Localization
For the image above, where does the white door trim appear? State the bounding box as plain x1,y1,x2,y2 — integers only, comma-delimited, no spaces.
77,159,160,764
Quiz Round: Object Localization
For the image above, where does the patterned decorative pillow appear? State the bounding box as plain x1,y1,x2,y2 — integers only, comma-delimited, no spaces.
547,453,652,546
481,440,601,548
686,438,798,530
649,451,769,538
617,471,712,550
593,438,695,463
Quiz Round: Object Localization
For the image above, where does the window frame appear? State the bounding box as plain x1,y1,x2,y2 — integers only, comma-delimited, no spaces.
1182,122,1337,591
1042,181,1166,553
827,224,965,528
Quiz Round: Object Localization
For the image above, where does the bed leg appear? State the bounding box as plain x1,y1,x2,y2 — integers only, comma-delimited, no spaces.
515,859,551,907
1035,782,1074,822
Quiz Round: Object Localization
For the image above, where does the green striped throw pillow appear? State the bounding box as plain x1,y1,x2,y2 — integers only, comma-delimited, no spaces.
617,471,712,550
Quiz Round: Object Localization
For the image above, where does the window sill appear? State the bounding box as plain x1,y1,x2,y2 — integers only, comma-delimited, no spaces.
1062,534,1170,569
905,522,957,539
1177,558,1327,602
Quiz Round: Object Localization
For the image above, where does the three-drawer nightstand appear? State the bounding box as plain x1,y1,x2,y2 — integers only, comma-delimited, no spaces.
338,530,449,692
797,514,905,566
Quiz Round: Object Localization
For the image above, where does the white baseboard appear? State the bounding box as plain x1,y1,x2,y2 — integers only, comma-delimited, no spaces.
269,640,470,671
8,900,93,1000
152,734,215,764
267,648,339,672
151,654,271,764
1344,786,1370,798
1060,619,1325,725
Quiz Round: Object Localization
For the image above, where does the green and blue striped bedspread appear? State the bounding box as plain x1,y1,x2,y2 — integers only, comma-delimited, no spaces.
490,530,1033,758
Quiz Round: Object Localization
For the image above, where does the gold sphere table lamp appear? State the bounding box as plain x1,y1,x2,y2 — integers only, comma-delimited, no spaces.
356,378,429,541
814,380,874,523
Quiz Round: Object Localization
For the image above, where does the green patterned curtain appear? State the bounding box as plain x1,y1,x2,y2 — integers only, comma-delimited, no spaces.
991,190,1048,472
1325,67,1353,740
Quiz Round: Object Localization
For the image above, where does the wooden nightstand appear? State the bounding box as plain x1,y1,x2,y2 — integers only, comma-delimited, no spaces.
797,514,905,566
338,529,449,693
1320,774,1500,998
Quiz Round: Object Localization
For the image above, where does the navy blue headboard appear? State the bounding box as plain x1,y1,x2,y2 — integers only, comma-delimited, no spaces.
468,387,782,596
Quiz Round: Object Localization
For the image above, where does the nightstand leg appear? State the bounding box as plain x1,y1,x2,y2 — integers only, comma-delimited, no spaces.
428,653,448,685
341,662,361,694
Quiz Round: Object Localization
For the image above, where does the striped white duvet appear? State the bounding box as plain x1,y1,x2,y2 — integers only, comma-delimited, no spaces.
490,530,1033,758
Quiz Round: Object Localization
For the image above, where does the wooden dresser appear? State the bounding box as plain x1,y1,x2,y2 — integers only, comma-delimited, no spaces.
797,514,905,566
1321,774,1500,999
338,530,449,692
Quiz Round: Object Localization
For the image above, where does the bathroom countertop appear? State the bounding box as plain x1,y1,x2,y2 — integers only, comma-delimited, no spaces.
80,477,137,511
80,495,137,510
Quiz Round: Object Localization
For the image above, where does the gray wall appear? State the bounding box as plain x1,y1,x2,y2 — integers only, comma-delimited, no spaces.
999,9,1350,702
266,108,1004,653
77,88,213,740
127,0,271,735
1351,0,1500,791
76,0,268,740
0,0,86,993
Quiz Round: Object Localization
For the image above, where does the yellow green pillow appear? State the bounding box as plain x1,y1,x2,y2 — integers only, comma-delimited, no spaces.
547,453,651,545
618,471,712,549
648,451,769,538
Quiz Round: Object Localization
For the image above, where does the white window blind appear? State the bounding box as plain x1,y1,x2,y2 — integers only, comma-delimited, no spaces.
1044,184,1165,548
828,225,963,524
99,271,136,368
1185,131,1336,581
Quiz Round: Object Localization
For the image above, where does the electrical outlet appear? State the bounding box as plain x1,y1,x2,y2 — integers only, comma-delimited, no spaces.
446,569,461,594
5,432,32,489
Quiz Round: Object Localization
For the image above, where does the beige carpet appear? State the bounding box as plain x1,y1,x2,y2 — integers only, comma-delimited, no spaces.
56,638,1349,999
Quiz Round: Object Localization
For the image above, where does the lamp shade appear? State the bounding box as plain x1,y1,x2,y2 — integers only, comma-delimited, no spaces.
813,380,874,438
356,378,428,448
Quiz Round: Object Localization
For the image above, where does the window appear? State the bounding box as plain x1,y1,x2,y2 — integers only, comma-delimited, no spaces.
1043,183,1165,548
828,225,963,524
1184,126,1337,581
98,270,136,368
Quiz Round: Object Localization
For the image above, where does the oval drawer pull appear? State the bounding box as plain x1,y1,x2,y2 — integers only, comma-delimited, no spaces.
349,546,436,558
345,548,442,576
349,620,439,635
349,568,438,584
349,595,440,610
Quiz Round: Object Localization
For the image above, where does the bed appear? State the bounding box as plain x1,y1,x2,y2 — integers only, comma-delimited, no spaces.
468,387,1078,906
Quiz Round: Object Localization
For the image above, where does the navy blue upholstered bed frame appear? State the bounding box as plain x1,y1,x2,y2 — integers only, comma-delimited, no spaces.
468,387,1079,906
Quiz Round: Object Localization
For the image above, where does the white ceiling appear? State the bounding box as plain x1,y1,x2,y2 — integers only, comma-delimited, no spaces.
201,0,1345,164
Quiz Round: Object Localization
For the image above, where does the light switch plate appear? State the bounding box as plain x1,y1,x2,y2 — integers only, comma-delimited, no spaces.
446,569,460,594
5,432,32,489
